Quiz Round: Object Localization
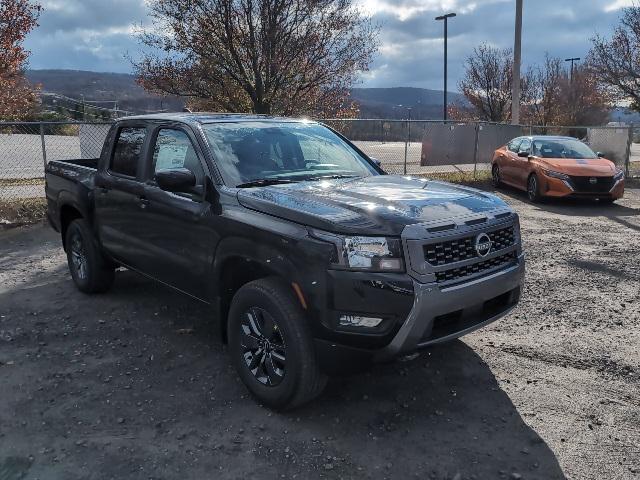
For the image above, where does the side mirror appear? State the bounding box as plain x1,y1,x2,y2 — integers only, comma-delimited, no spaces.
517,151,529,158
596,152,604,158
370,157,382,167
155,168,196,193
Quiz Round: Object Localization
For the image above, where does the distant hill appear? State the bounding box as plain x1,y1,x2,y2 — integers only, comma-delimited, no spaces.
26,70,184,114
26,69,464,119
350,87,466,119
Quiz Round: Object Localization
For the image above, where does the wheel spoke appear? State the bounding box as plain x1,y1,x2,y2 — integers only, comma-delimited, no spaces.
246,310,263,337
241,330,261,350
261,314,277,340
247,348,263,370
264,354,284,383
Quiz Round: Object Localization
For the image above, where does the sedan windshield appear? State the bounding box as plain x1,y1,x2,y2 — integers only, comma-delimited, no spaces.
201,121,376,187
531,138,597,159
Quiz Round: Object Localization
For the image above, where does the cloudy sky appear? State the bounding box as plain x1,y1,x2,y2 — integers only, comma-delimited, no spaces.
24,0,633,91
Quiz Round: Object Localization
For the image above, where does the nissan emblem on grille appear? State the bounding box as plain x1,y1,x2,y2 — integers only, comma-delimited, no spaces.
475,233,492,257
589,177,597,184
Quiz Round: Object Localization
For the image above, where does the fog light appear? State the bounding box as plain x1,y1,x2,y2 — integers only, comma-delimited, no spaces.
339,315,383,327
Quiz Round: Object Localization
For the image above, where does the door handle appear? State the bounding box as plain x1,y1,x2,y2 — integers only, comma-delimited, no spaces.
139,197,150,209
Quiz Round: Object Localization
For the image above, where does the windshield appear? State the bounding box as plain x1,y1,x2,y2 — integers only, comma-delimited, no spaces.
201,121,377,187
531,138,597,159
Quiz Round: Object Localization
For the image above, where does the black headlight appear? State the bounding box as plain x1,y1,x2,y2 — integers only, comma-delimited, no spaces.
311,231,405,272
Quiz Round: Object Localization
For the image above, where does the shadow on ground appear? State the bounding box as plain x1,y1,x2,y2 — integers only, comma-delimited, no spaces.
0,240,566,480
494,185,640,219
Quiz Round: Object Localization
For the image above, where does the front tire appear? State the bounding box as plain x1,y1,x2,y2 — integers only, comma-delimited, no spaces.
527,174,542,203
492,164,502,187
228,277,327,410
65,219,115,293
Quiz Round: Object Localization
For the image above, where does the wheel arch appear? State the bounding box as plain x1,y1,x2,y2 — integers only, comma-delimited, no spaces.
213,237,302,343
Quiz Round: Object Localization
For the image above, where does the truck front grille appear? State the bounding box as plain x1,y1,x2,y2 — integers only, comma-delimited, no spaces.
569,175,615,193
435,251,517,284
424,226,515,266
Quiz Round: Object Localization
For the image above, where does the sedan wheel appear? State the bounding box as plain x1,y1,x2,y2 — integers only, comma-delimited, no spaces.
492,165,502,187
527,174,541,202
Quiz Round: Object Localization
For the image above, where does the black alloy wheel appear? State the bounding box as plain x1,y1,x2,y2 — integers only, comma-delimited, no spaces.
240,307,287,386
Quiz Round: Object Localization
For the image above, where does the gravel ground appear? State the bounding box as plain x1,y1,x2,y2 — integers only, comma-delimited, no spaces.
0,185,638,480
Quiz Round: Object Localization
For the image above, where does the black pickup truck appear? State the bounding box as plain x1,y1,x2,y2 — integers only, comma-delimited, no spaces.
45,113,525,409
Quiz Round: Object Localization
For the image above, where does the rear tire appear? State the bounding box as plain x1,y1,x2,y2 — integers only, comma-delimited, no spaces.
527,174,542,203
492,164,502,187
65,219,115,293
228,277,327,410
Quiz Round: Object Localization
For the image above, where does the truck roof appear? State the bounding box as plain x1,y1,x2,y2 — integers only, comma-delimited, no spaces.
120,112,313,124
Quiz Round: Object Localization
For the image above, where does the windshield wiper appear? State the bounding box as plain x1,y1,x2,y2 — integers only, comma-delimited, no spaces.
296,174,362,181
236,178,300,188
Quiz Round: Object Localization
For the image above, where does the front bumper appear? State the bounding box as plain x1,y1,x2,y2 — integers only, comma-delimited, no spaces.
374,252,525,361
540,174,625,199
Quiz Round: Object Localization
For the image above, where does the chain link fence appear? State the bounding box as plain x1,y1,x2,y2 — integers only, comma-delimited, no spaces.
0,122,110,200
322,119,636,179
1,119,637,202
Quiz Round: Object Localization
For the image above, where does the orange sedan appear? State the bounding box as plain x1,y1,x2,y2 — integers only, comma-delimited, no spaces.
491,136,625,203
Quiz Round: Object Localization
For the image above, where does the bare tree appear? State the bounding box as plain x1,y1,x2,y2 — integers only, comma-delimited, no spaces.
0,0,41,120
133,0,378,116
588,3,640,111
458,44,518,122
524,55,563,126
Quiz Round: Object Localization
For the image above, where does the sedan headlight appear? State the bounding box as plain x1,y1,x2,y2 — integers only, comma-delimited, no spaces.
312,231,404,272
614,169,624,181
542,169,570,181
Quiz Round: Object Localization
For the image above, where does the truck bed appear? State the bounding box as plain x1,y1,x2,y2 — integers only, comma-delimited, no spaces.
45,158,99,232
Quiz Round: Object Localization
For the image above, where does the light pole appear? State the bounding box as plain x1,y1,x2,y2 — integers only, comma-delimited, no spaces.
511,0,523,125
435,12,456,122
565,57,580,82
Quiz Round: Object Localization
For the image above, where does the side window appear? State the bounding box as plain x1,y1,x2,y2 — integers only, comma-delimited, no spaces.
507,138,522,153
111,127,145,177
518,138,531,154
152,129,205,185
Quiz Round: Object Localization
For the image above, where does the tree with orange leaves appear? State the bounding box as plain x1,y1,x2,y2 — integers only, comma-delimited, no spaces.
0,0,41,120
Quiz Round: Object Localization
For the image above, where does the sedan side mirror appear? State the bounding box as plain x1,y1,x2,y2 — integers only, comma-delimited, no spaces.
517,151,529,158
370,157,382,167
596,152,604,158
155,168,196,193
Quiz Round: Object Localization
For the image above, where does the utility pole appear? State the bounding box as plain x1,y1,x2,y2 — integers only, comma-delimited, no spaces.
435,12,456,122
511,0,523,125
81,94,86,121
565,57,580,82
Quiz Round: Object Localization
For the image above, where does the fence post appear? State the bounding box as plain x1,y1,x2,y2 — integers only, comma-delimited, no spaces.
624,125,633,177
39,123,47,171
403,120,409,175
472,123,480,180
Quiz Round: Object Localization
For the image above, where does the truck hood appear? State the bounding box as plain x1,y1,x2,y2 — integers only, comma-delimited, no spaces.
237,175,509,236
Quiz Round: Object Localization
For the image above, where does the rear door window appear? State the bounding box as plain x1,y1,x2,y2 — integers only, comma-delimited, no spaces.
110,127,146,177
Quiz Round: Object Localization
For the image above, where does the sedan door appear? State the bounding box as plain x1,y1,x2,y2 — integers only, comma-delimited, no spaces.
499,137,522,185
512,138,532,188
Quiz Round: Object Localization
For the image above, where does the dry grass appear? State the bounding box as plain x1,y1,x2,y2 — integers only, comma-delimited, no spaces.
0,198,47,226
414,169,493,188
0,177,45,187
